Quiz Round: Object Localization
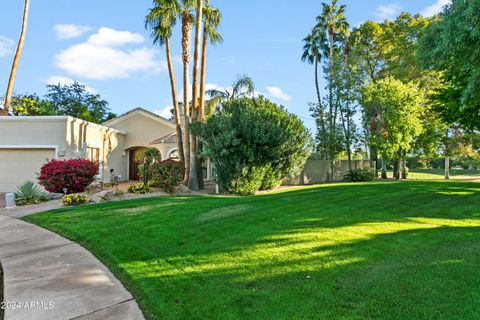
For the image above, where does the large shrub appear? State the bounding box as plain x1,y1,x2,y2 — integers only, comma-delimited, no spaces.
38,159,98,194
193,97,313,195
343,169,375,182
151,160,184,193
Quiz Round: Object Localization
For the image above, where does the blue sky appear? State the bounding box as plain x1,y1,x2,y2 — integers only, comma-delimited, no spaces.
0,0,449,131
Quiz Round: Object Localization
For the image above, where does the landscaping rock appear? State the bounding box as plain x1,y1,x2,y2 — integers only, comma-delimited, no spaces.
48,193,64,200
90,190,115,203
177,184,191,195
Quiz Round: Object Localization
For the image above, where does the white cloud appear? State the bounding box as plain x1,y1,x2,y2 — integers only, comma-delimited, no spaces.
86,27,144,47
154,106,173,119
266,86,292,103
53,24,92,40
375,4,402,21
0,36,13,57
45,75,98,94
54,27,165,80
421,0,451,17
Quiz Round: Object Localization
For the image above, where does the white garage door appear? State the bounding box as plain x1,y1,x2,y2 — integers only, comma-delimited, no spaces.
0,149,56,192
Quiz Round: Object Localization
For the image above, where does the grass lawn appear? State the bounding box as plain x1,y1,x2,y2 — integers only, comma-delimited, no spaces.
391,168,480,180
25,181,480,320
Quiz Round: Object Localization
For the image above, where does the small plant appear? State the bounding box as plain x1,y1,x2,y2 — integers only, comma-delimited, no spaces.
343,168,376,182
128,183,152,194
151,160,184,193
38,159,99,194
14,181,48,206
62,194,89,206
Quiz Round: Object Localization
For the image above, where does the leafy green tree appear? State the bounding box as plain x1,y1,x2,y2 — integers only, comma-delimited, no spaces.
360,77,424,179
45,82,115,123
9,94,55,116
418,0,480,130
194,97,313,195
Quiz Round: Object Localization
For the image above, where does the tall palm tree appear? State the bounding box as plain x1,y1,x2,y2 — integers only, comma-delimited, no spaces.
145,0,186,169
206,75,255,107
302,29,327,159
315,0,349,180
2,0,30,115
181,0,194,185
199,0,222,121
188,0,204,191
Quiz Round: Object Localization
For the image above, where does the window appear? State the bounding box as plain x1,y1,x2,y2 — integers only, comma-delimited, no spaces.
168,150,180,161
86,147,100,162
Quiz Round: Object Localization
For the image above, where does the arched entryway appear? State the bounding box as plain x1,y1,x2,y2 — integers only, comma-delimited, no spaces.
128,147,145,181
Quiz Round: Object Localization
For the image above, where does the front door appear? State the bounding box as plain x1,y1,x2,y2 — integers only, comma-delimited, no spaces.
129,148,145,181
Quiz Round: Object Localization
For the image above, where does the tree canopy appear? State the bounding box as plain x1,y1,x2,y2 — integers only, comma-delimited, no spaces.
418,0,480,130
6,82,115,123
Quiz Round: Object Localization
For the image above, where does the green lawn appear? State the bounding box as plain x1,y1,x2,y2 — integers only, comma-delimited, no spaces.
25,181,480,320
394,168,480,180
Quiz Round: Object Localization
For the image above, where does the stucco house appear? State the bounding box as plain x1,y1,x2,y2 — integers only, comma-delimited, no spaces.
0,108,212,193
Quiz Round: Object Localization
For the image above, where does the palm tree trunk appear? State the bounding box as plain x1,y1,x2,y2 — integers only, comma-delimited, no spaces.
328,30,335,181
197,24,209,190
188,0,203,191
181,11,192,185
199,25,208,121
314,57,327,160
2,0,29,115
165,38,185,168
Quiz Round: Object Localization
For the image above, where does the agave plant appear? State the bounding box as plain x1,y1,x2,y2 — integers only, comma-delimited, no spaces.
14,181,48,206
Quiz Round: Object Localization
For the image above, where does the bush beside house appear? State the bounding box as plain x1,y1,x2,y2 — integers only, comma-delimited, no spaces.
38,159,99,194
194,97,313,195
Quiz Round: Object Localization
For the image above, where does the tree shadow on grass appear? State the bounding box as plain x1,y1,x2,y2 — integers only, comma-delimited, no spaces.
25,181,480,319
131,225,480,320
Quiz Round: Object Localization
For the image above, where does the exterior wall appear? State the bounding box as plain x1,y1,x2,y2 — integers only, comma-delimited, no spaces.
65,118,127,182
0,117,127,189
284,160,372,185
0,117,68,155
107,113,175,153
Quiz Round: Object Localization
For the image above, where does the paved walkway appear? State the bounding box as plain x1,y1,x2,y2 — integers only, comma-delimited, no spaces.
0,200,63,219
0,214,144,320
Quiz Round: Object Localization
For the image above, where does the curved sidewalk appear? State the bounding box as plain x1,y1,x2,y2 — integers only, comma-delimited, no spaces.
0,214,144,320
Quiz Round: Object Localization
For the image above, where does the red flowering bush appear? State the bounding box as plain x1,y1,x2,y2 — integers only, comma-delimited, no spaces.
38,159,99,194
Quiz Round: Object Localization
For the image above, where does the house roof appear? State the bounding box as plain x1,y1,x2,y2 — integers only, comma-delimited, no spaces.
103,107,175,129
150,132,178,145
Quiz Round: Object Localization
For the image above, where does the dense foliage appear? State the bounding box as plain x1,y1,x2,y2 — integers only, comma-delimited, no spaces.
61,194,89,206
151,160,184,193
418,0,480,130
128,183,152,195
38,159,99,194
343,168,375,182
194,97,312,195
5,82,116,123
136,148,161,185
14,181,48,206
